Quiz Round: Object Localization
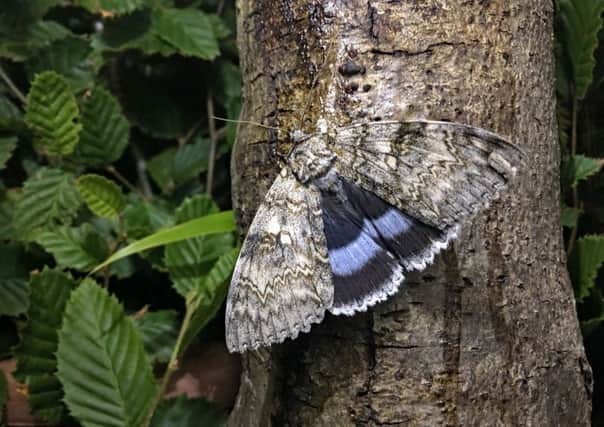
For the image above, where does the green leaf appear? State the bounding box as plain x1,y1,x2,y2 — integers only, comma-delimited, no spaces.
557,0,604,98
182,247,239,350
561,154,604,188
24,71,81,156
0,370,6,425
581,315,604,338
0,20,71,62
165,195,234,296
36,225,109,271
561,204,581,228
134,310,179,364
57,279,158,427
569,235,604,303
0,192,18,241
74,87,130,166
573,155,604,185
0,136,17,169
26,36,96,92
123,199,174,240
208,14,231,40
152,8,220,60
0,278,28,316
0,95,24,131
13,268,76,423
147,139,210,193
76,174,125,218
216,60,241,147
74,0,146,15
151,396,227,427
13,168,81,240
92,210,236,273
92,9,178,56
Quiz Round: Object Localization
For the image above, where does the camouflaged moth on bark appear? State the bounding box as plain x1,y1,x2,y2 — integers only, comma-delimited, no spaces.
225,120,524,353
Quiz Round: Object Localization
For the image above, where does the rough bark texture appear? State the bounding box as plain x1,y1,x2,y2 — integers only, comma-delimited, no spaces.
229,1,593,426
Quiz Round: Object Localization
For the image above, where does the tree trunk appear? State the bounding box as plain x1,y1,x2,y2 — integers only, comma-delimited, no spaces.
229,1,593,425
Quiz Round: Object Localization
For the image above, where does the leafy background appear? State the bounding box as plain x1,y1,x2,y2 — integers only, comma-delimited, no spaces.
2,0,604,425
557,0,604,423
0,0,239,425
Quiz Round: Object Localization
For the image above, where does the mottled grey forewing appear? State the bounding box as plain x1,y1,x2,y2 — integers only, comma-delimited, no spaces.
225,168,333,353
330,120,524,230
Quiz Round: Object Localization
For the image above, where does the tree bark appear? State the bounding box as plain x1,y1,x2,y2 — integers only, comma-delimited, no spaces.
229,1,593,425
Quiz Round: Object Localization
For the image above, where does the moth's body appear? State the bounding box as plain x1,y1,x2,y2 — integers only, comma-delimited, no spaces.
226,120,523,353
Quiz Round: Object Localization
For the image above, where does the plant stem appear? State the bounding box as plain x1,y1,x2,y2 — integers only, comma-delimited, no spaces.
105,165,147,200
0,65,27,105
567,94,579,256
206,91,218,196
141,305,194,427
131,142,153,199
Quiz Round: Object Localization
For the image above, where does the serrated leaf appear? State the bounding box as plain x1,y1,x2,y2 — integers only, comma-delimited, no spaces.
36,225,109,271
24,71,81,156
93,210,236,273
13,268,76,423
0,193,17,240
74,87,129,166
182,247,239,350
74,0,146,15
0,20,71,62
151,396,227,427
0,136,17,169
563,154,604,188
574,155,603,185
147,139,210,193
0,95,24,131
57,279,158,427
134,310,179,364
569,235,604,303
0,278,28,316
92,9,178,56
207,14,230,40
165,195,234,296
152,8,219,60
26,36,96,92
561,205,581,228
13,168,81,240
557,0,604,98
77,174,125,218
124,199,175,240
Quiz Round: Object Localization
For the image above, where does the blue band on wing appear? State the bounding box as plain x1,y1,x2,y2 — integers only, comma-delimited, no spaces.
321,177,457,315
321,190,401,311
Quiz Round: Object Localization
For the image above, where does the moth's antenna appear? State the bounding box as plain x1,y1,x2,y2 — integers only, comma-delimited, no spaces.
211,115,281,131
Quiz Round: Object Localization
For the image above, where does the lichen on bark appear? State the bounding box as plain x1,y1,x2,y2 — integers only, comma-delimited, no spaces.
229,1,593,426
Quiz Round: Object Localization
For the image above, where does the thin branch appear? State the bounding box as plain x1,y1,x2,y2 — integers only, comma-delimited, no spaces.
131,142,153,199
179,119,203,146
141,306,194,427
0,65,27,105
105,165,146,200
217,0,226,15
206,91,218,196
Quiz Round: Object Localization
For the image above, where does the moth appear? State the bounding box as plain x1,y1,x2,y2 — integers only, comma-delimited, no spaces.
225,120,523,353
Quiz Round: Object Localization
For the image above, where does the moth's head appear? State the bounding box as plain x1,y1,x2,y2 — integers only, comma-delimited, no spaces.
287,135,335,183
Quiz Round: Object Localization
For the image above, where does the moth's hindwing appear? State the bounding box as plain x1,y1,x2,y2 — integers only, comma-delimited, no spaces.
330,120,524,230
320,177,459,315
225,168,333,353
